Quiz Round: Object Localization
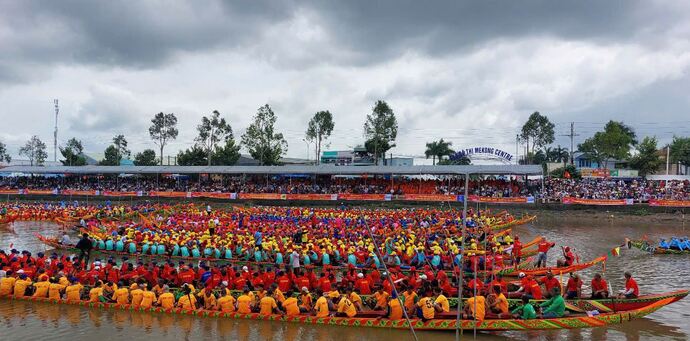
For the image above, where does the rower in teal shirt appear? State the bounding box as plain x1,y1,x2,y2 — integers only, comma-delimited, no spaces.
128,242,137,254
115,239,124,252
105,239,114,251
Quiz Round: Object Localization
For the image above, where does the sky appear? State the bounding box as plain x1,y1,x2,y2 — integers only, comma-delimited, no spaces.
1,0,690,164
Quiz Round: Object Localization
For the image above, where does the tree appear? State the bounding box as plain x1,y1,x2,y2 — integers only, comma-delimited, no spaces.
134,149,158,166
578,121,637,168
305,110,335,164
176,145,208,166
59,138,86,166
424,139,454,165
18,135,47,166
520,112,555,163
364,100,398,165
241,104,288,165
550,164,580,179
550,145,569,164
149,112,178,165
112,135,131,160
629,137,662,176
0,140,11,164
440,154,471,165
212,138,241,165
669,136,690,167
99,145,120,166
196,110,233,166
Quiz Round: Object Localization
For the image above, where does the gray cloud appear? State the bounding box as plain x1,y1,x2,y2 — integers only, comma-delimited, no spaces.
1,1,689,162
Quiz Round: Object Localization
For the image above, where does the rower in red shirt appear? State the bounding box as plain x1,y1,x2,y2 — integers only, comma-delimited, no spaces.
618,272,639,298
539,271,561,295
590,273,609,299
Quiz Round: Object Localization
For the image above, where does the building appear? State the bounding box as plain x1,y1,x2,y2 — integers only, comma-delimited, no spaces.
321,146,375,166
654,147,688,175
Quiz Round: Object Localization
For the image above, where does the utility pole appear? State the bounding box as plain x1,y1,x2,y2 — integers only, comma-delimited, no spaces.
515,134,519,165
53,99,59,163
561,122,579,165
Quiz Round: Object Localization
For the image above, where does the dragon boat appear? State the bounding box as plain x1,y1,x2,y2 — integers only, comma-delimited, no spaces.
627,239,690,255
0,293,681,331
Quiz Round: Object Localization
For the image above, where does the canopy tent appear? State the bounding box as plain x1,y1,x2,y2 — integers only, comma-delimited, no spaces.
0,165,543,176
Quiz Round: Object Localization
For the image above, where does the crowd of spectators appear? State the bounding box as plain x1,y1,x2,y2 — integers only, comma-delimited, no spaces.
0,175,688,201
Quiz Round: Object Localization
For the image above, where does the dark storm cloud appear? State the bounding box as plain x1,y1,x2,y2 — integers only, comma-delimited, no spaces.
1,0,685,77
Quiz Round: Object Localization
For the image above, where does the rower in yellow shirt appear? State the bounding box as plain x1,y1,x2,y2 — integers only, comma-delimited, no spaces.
417,292,435,320
156,286,175,309
89,281,104,302
113,282,130,305
281,290,300,316
140,287,156,309
259,290,279,315
177,285,198,310
433,288,450,313
48,278,66,300
202,289,217,310
373,288,389,310
236,288,253,314
65,278,83,301
336,295,357,317
217,290,237,313
13,274,32,297
130,283,145,307
386,294,403,320
313,290,330,318
33,277,51,298
299,287,313,312
0,272,16,296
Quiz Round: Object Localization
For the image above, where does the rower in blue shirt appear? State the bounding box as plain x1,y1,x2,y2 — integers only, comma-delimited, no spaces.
659,238,670,249
669,237,681,250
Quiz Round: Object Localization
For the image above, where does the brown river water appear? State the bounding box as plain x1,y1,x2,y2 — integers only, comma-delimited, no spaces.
1,215,689,341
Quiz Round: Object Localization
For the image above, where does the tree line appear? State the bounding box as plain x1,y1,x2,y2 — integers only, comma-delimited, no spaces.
0,100,401,167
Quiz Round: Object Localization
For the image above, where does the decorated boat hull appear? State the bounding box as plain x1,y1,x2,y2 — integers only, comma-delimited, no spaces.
628,240,690,255
0,294,677,331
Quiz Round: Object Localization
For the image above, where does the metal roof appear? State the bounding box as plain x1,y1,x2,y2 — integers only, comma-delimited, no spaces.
0,165,543,175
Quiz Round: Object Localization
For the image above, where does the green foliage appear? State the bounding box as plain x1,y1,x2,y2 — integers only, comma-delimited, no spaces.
241,104,287,165
669,136,690,167
59,137,86,166
629,136,662,176
578,121,637,168
212,138,241,166
112,135,131,160
550,164,580,179
0,140,12,163
305,110,335,164
149,112,178,165
196,110,233,166
520,112,555,161
425,139,454,165
18,135,47,166
364,100,398,164
176,145,208,166
439,155,470,165
99,145,120,166
134,149,158,166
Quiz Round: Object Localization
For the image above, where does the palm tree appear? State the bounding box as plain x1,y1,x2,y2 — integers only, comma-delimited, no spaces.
425,139,454,165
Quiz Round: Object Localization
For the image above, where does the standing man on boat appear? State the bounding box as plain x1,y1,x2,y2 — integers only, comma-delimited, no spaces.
75,233,93,269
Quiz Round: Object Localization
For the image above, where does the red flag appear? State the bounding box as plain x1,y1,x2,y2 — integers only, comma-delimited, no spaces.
564,171,571,179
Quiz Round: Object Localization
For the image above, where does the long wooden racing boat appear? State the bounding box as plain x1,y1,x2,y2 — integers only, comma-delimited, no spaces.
627,239,690,255
0,293,679,331
35,233,538,272
487,256,606,277
489,215,537,231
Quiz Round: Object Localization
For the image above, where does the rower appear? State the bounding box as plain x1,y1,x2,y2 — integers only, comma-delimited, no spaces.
511,295,536,320
590,273,609,299
539,287,565,318
617,272,639,299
